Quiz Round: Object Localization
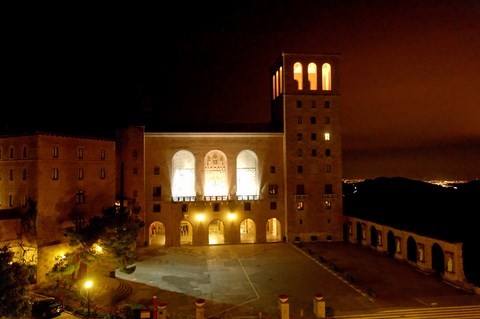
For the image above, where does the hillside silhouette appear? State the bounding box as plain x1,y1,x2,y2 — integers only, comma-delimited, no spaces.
343,177,480,286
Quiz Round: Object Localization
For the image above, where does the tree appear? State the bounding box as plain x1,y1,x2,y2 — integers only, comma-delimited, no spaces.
48,205,144,279
0,245,32,318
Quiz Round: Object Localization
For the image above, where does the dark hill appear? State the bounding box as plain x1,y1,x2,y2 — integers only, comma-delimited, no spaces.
343,177,479,242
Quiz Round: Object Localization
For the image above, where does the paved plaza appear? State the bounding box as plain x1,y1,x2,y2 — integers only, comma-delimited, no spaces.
115,242,480,318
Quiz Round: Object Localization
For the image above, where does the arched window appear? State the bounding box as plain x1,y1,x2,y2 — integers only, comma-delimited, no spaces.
294,62,303,90
172,150,196,198
279,66,283,94
308,63,317,90
322,63,331,90
204,150,228,197
236,150,258,197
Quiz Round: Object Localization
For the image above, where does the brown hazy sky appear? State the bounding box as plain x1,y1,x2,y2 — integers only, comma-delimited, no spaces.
4,0,480,181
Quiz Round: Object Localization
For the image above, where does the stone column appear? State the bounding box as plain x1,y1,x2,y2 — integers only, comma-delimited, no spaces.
196,298,206,319
278,294,289,319
313,293,326,318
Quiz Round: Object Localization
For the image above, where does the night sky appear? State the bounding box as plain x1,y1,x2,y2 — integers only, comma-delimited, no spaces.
3,0,480,181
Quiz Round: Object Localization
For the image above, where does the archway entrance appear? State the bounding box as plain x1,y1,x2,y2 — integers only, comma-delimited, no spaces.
208,219,225,245
149,221,165,246
266,218,281,242
180,220,193,245
240,218,256,243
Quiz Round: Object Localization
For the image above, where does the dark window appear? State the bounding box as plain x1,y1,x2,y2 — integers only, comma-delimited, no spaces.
154,166,160,175
244,202,252,211
311,133,317,141
9,147,14,159
325,149,331,157
9,169,13,180
132,150,138,159
22,168,27,180
182,204,188,213
78,169,84,180
325,116,330,124
133,167,138,174
78,148,84,159
298,149,303,157
296,184,305,194
296,100,302,108
213,203,220,212
297,116,302,124
270,166,276,174
101,149,106,160
153,186,161,198
23,146,27,159
325,165,331,173
297,133,303,141
311,100,316,108
325,184,333,194
311,149,317,156
100,169,106,179
270,201,277,210
324,101,330,109
76,190,85,204
153,204,161,212
310,117,316,124
297,165,303,173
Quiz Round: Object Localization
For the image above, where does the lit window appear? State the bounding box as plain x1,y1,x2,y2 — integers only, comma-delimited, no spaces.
236,150,258,197
325,201,332,209
52,146,59,158
269,184,278,195
297,201,304,210
324,133,330,141
172,150,196,198
294,62,303,90
52,168,59,180
78,147,84,159
308,63,317,90
204,150,228,197
322,63,331,90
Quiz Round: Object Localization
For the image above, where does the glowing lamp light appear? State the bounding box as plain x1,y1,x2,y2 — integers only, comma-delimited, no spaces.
195,214,205,222
228,213,236,220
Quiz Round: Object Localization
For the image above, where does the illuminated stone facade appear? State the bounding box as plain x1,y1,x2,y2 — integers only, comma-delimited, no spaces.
0,132,116,281
118,53,344,247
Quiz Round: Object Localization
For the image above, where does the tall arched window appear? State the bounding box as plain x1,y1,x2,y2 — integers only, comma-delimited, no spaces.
322,63,332,91
204,150,228,197
172,150,196,198
279,66,283,94
294,62,303,90
308,63,317,90
236,150,258,197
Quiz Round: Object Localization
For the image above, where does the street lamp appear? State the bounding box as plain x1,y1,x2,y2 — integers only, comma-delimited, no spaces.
84,280,93,318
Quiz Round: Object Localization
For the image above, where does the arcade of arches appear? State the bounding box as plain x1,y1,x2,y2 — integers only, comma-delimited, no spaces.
149,218,282,246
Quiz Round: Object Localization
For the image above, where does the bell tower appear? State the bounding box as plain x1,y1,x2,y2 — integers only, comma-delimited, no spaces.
271,52,343,242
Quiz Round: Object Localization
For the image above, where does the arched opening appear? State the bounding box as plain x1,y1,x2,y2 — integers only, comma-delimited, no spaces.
356,222,363,244
208,219,225,245
236,150,259,198
407,236,417,263
240,218,256,243
180,220,193,245
294,62,303,90
322,63,331,90
370,226,378,247
266,218,281,242
387,231,396,257
204,150,228,197
149,221,165,246
431,243,445,275
308,62,317,90
172,150,196,199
